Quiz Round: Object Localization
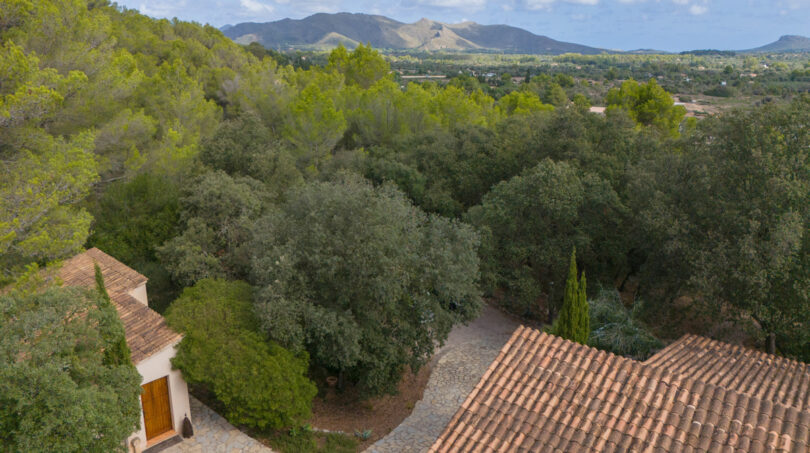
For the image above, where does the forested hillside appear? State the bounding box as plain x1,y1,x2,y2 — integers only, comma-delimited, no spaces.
1,0,808,446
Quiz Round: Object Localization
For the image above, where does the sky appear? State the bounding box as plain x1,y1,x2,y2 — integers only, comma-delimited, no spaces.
120,0,810,52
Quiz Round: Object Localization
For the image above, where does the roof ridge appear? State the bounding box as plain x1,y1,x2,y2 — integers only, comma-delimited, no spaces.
59,248,180,364
430,326,810,452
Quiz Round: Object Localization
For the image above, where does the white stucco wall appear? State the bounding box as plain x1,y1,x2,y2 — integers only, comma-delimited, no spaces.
129,283,148,306
126,343,190,452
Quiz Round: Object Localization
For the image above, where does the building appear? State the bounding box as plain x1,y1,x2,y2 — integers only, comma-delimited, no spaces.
430,326,810,452
60,248,190,452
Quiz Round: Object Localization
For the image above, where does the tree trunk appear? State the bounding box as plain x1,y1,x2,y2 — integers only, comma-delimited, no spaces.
337,370,345,390
767,333,776,355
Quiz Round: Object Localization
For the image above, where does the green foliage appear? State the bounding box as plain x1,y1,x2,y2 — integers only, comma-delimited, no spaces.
543,83,569,107
199,112,302,195
283,83,346,168
1,129,98,278
86,172,181,311
158,171,267,286
0,287,142,452
606,78,686,136
166,279,316,429
497,90,553,116
547,249,589,344
251,174,482,395
94,263,132,366
683,98,809,358
587,289,663,360
468,160,625,319
328,43,390,89
265,429,358,453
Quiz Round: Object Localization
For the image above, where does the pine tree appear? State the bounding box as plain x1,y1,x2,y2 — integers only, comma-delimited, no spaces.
549,249,589,344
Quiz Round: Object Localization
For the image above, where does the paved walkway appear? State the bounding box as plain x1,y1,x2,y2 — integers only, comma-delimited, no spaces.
367,305,521,453
163,397,275,453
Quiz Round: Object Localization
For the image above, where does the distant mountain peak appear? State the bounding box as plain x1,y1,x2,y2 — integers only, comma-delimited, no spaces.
221,12,605,54
745,34,810,53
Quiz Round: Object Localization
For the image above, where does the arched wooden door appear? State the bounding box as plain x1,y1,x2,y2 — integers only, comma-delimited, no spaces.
141,376,173,441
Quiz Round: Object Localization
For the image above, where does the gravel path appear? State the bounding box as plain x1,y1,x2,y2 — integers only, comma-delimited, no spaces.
366,305,520,453
163,397,275,453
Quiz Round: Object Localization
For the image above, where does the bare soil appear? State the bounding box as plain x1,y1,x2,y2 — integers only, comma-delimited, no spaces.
308,361,436,451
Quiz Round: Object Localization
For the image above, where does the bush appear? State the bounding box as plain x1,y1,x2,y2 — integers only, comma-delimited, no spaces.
166,279,317,430
703,86,736,97
587,289,663,360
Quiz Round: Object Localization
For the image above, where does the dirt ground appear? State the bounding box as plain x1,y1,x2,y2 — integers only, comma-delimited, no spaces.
308,360,436,451
307,304,525,451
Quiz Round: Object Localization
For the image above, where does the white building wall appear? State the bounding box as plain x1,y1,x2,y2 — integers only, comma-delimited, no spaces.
126,343,191,452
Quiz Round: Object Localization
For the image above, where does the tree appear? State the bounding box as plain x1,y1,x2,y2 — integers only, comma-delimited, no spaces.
547,249,589,344
497,90,553,117
251,173,482,395
543,83,569,107
158,171,267,287
467,160,625,320
0,287,142,452
86,172,182,311
0,41,98,280
166,279,316,429
606,78,686,137
682,98,810,357
95,263,132,365
328,43,390,89
283,83,346,168
198,112,302,196
626,97,809,359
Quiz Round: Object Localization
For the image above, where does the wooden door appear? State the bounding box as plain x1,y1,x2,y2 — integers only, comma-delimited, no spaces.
141,376,173,440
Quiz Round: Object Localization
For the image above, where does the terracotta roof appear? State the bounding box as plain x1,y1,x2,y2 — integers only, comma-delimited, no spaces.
430,326,810,453
645,334,810,413
59,248,182,364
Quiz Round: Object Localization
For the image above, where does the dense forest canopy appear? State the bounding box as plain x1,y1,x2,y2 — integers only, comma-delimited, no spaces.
1,0,808,443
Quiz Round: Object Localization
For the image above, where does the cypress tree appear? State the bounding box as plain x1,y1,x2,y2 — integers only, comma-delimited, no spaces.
95,263,132,366
576,271,588,344
549,248,590,344
94,263,111,307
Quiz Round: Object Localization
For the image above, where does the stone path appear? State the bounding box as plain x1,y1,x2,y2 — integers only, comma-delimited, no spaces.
163,397,275,453
367,305,521,453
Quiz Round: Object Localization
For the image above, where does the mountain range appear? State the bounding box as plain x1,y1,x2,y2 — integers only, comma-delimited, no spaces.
221,13,810,55
222,13,605,55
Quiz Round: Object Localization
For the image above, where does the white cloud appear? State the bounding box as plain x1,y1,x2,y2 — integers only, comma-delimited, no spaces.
689,4,708,14
525,0,554,9
416,0,487,7
240,0,274,13
139,1,186,17
524,0,600,10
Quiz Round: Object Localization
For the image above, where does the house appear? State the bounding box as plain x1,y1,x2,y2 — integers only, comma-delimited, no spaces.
60,248,190,452
430,326,810,452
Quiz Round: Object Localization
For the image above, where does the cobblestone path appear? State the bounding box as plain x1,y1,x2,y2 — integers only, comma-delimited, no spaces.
163,397,275,453
367,305,520,453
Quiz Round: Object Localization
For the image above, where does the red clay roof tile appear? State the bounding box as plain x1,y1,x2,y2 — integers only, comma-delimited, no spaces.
429,326,810,452
59,248,182,364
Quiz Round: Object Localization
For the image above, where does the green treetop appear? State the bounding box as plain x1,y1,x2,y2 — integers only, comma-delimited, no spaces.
606,78,686,137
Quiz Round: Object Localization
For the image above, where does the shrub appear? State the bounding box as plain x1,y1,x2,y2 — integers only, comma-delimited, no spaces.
587,289,663,360
166,279,317,430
